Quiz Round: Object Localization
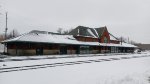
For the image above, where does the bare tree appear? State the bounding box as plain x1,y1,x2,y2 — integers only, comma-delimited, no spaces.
57,28,63,34
57,28,74,34
118,36,137,44
7,29,19,39
0,34,4,41
129,40,137,44
63,30,69,34
62,28,74,34
118,36,127,43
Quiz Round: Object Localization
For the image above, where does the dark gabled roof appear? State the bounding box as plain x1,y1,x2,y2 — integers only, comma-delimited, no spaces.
95,27,106,37
69,26,106,38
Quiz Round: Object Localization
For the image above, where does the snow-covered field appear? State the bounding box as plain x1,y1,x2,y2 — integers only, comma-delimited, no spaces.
1,52,150,84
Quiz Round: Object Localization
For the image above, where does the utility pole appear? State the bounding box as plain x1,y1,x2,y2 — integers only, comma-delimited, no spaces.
121,36,122,45
128,37,129,44
4,12,8,53
13,29,15,37
77,28,79,36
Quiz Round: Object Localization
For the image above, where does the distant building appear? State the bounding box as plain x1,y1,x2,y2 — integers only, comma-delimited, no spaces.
134,44,150,50
1,26,136,56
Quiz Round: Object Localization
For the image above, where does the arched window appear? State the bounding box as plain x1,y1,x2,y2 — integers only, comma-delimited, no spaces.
104,37,108,43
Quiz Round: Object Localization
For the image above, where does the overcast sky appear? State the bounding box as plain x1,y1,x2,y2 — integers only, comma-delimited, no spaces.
0,0,150,43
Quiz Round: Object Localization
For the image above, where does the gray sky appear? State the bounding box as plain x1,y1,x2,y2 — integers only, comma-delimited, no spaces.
0,0,150,43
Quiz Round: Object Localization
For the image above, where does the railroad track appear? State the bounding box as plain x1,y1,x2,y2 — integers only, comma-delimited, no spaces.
0,55,150,73
0,53,130,62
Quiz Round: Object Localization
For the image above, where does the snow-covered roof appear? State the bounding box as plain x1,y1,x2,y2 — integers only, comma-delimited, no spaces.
69,26,106,38
2,32,99,46
1,31,137,48
87,28,97,38
100,43,137,48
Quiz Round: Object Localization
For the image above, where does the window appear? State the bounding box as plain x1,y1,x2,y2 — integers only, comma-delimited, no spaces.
104,37,108,43
80,46,90,54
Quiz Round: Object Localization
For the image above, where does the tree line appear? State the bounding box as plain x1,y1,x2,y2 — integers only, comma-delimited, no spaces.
56,28,73,35
118,37,138,44
0,29,19,42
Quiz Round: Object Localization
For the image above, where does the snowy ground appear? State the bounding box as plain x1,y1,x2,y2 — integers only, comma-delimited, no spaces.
1,52,150,84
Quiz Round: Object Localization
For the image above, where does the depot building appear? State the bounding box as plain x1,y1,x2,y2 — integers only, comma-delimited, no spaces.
1,26,137,56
